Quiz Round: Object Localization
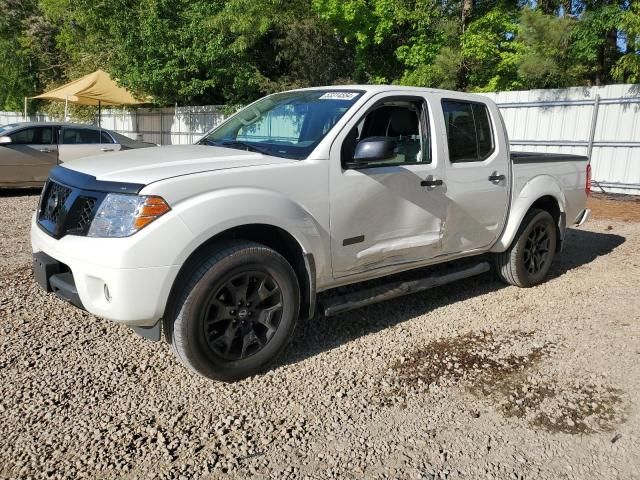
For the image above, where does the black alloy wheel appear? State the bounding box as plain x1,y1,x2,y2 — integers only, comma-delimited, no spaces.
493,208,557,288
167,241,300,381
523,223,551,276
202,271,283,361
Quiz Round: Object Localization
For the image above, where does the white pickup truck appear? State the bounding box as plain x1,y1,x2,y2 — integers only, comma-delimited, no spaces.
31,86,591,381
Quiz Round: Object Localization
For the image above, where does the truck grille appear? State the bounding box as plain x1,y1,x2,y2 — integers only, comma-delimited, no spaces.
37,180,103,239
39,181,71,224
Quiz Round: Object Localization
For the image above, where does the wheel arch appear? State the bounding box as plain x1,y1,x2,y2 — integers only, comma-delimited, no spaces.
163,223,316,342
493,175,567,253
527,195,564,251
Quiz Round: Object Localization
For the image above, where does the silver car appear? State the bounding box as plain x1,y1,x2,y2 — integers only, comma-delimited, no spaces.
0,122,154,188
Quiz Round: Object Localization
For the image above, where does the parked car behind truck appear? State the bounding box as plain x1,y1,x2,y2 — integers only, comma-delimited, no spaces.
0,122,154,188
31,86,591,381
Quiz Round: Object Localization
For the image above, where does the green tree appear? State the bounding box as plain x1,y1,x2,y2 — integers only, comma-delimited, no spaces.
40,0,230,104
208,0,354,100
613,2,640,82
37,0,354,105
512,8,579,89
0,1,34,110
461,7,520,91
0,0,638,111
571,2,624,85
312,0,421,83
0,0,65,111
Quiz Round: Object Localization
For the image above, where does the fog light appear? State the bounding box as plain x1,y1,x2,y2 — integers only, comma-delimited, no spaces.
104,284,112,302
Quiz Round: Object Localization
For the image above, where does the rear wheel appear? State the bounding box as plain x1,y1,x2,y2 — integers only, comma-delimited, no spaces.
167,241,300,381
494,209,557,287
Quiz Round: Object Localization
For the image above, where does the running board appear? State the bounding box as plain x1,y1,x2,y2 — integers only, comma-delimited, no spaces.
320,262,490,317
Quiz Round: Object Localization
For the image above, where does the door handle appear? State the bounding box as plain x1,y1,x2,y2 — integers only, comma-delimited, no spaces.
421,178,444,187
39,148,52,153
100,148,114,152
488,173,506,182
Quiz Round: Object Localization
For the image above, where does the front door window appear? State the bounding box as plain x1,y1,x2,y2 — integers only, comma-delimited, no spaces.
341,101,430,167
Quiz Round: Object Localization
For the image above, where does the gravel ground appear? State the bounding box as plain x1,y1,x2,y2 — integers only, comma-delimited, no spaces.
1,191,639,480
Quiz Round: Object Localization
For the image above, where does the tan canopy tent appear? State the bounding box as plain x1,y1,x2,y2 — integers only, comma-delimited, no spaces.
31,69,142,124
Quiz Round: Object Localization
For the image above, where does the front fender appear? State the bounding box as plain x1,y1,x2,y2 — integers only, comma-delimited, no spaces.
492,174,567,252
172,187,330,279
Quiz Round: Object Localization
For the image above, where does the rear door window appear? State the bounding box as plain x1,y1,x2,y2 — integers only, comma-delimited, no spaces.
9,127,53,145
473,104,494,158
62,128,101,144
100,131,115,144
62,128,81,144
442,100,494,162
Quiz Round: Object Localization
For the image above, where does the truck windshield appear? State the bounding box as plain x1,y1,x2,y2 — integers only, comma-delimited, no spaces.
199,90,364,160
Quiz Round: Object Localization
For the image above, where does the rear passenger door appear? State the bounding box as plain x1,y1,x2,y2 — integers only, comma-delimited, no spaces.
99,130,122,153
58,127,121,162
439,99,510,255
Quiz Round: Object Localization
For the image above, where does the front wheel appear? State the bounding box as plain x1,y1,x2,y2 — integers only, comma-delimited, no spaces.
494,208,557,288
167,241,300,381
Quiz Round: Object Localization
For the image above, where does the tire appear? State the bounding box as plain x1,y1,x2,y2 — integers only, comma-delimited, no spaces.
494,208,557,288
166,241,300,381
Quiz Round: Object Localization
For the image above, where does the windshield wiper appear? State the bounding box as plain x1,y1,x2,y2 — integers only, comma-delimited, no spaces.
202,139,271,156
198,138,216,146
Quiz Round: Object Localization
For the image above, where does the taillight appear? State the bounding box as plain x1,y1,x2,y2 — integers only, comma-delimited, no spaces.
586,163,592,196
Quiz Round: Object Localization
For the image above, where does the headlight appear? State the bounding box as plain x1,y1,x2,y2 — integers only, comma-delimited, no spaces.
87,194,171,238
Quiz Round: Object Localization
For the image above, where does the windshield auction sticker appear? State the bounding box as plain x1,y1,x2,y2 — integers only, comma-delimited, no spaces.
319,92,360,100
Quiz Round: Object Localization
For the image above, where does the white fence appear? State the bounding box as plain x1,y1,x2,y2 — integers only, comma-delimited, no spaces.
2,83,639,194
99,105,228,145
0,106,229,146
482,84,640,195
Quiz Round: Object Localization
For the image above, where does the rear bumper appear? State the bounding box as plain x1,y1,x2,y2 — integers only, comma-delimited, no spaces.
574,208,591,227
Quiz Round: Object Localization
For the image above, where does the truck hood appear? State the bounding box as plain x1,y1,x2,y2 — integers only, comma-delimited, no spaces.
63,144,296,185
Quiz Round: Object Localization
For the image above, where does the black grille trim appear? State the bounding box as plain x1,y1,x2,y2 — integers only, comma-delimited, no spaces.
64,196,99,236
77,197,97,232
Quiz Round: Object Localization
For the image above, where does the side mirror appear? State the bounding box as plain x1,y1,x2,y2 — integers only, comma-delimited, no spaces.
347,137,396,168
0,136,12,145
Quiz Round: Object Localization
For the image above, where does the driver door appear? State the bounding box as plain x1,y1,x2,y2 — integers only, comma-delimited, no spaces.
329,93,448,278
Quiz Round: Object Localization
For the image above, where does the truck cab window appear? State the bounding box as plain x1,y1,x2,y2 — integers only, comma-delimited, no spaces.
341,100,429,166
442,100,494,162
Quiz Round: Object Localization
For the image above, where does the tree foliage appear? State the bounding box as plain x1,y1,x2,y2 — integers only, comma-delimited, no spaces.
614,1,640,83
0,0,638,111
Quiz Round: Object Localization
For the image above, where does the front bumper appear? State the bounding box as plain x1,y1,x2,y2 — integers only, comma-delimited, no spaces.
33,252,84,309
31,215,181,327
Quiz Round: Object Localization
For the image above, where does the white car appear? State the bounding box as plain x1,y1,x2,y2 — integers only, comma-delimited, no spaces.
31,86,591,381
0,122,155,188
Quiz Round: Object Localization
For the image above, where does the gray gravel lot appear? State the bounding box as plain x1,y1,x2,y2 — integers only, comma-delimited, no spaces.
1,192,639,480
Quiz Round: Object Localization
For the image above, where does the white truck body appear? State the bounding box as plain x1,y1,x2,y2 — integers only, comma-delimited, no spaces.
31,85,590,379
